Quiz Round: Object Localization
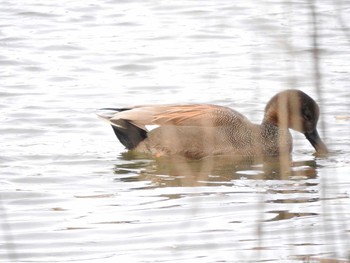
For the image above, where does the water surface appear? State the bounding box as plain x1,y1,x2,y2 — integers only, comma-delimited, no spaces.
1,0,349,262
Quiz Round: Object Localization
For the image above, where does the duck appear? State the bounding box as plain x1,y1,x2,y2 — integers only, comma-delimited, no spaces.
98,89,328,159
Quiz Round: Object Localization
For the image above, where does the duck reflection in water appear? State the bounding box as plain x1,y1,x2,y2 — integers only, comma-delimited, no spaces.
115,152,319,187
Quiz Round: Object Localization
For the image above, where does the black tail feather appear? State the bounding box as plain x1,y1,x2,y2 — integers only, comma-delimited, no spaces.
110,120,147,150
99,108,130,112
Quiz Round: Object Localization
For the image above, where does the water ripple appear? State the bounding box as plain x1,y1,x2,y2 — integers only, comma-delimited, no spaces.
1,0,349,262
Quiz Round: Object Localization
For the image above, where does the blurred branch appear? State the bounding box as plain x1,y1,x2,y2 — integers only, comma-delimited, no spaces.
308,0,327,138
335,0,350,43
309,0,321,91
0,201,17,261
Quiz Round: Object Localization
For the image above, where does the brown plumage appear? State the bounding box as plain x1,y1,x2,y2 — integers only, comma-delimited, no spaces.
98,89,328,159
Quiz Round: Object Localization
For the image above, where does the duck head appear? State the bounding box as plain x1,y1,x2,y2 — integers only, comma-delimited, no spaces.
264,89,328,154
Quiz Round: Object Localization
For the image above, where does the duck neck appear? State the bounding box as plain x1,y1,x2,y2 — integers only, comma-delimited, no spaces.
260,118,292,155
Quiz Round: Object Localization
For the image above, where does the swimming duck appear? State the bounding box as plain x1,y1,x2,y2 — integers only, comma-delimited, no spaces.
98,89,328,159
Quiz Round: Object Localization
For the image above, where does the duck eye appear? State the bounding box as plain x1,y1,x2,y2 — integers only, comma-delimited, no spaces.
303,108,312,121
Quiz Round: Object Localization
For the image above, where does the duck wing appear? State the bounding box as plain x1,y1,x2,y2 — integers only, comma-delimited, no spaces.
99,104,249,131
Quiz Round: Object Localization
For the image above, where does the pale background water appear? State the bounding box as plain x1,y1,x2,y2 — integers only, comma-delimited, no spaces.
1,0,349,262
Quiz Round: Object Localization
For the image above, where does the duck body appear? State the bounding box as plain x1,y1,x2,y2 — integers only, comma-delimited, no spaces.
134,117,292,159
99,90,327,159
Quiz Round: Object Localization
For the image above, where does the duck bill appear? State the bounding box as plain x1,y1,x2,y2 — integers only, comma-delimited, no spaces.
305,129,328,154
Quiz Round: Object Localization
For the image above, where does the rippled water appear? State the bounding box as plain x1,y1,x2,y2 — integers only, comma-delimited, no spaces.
1,0,350,262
